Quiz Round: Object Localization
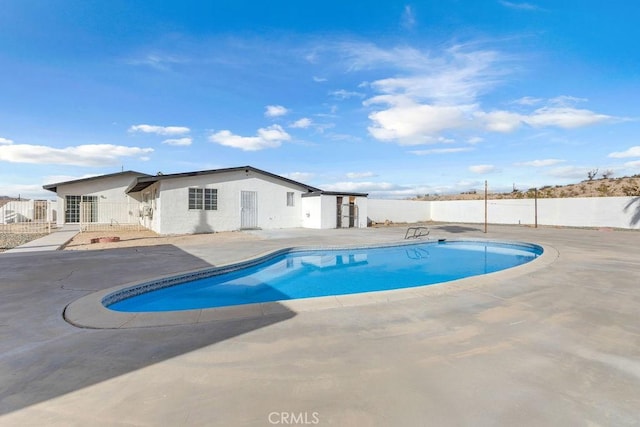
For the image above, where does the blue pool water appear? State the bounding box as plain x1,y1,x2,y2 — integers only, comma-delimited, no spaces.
107,241,542,312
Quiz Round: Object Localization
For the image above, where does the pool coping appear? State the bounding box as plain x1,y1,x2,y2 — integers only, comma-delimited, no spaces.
63,238,559,329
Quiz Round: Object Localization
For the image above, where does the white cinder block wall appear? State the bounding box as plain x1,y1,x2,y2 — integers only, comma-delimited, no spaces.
355,197,368,228
368,196,640,229
537,197,640,229
367,199,430,224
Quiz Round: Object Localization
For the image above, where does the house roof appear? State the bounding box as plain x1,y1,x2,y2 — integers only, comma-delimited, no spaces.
125,166,324,194
301,191,369,198
42,171,151,193
41,166,367,198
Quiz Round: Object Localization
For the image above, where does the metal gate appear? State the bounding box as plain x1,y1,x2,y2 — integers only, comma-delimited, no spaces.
341,203,358,228
240,191,258,229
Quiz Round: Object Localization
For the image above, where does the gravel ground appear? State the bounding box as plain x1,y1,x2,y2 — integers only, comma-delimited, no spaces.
0,232,48,252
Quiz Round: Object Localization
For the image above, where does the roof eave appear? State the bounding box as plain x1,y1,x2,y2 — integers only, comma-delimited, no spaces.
301,191,369,198
42,170,150,193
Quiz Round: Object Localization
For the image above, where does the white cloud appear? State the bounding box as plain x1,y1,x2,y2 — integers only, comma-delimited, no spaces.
469,164,496,174
0,183,53,199
209,125,291,151
366,96,473,144
0,137,14,145
548,166,591,179
548,95,588,107
512,96,543,106
312,123,336,134
162,137,192,146
0,144,154,166
339,43,504,101
608,146,640,158
455,179,483,188
330,89,365,100
305,51,320,64
499,1,540,11
282,172,315,182
129,124,190,136
265,105,289,118
467,136,484,144
357,44,506,142
475,106,613,133
367,46,504,104
321,181,402,192
516,159,565,167
126,53,187,71
437,136,456,144
525,107,612,128
313,76,327,82
290,118,312,129
346,172,377,179
624,160,640,168
401,5,416,30
476,110,523,132
350,42,617,143
410,147,473,155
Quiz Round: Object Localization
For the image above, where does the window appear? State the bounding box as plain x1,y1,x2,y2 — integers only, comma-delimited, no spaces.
188,188,202,210
286,192,295,207
189,188,217,210
204,188,217,210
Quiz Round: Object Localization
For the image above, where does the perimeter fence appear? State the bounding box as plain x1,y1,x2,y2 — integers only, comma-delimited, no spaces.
0,200,56,233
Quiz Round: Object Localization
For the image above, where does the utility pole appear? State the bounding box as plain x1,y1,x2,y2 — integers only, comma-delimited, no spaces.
534,188,538,228
484,180,488,234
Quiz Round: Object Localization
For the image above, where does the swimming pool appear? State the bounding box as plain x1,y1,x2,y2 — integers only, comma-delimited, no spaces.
106,240,542,313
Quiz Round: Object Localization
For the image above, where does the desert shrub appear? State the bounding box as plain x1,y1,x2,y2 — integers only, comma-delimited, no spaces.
622,181,640,196
596,183,610,196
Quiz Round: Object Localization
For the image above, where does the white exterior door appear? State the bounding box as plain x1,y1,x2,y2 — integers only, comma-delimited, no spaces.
240,191,258,229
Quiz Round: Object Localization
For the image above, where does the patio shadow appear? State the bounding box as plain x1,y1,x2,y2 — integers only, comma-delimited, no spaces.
0,245,296,415
432,225,482,233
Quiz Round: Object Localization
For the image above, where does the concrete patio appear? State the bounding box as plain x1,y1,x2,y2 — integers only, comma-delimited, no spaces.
0,224,638,426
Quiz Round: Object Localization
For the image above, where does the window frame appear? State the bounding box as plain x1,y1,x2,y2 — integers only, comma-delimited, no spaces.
189,187,218,211
204,188,218,211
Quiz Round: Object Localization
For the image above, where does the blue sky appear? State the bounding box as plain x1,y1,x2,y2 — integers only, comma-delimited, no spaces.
1,0,639,199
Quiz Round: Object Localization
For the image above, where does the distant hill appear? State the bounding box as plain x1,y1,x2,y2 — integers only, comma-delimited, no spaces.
415,175,640,201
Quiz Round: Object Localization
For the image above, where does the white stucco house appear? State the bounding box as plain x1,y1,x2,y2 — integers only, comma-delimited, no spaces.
43,166,368,234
